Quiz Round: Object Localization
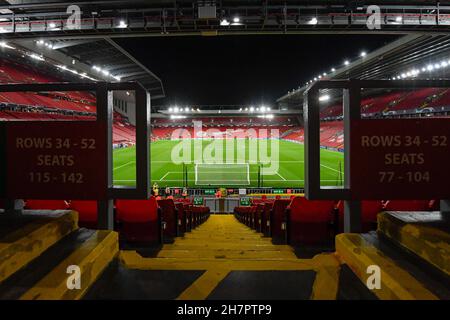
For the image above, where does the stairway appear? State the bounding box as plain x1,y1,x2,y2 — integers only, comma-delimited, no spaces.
335,211,450,300
102,215,341,300
0,210,118,300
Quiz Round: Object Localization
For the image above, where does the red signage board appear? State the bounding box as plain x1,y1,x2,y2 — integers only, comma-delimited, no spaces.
6,121,107,200
350,118,450,199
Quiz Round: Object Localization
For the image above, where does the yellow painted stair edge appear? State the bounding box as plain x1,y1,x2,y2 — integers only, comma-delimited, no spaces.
20,230,118,300
0,211,78,284
378,212,450,277
335,233,438,300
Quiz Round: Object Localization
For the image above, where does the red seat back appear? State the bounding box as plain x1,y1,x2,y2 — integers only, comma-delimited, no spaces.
271,199,291,242
116,197,160,244
157,199,178,238
70,200,97,227
288,197,335,245
337,200,384,233
116,197,158,222
25,200,69,210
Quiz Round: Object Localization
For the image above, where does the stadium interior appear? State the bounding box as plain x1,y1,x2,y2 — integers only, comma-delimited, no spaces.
0,0,449,304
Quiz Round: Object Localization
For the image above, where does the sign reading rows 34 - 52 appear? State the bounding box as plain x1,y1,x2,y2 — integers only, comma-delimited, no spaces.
5,121,107,200
351,118,450,200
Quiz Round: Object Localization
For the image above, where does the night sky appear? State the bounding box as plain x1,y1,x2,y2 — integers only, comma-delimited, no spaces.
117,34,399,107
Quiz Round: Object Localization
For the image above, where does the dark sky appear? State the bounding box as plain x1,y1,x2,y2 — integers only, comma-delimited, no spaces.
117,34,399,107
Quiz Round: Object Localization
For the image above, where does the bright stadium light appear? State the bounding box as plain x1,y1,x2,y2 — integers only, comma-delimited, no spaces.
396,16,402,22
344,60,350,66
319,95,330,102
233,17,240,23
29,53,44,61
427,64,434,71
260,106,266,112
360,51,367,57
0,41,14,49
220,19,230,26
102,69,110,76
441,61,448,67
174,107,179,112
422,67,426,72
118,20,128,28
249,106,255,112
37,40,44,45
331,67,336,72
49,22,56,28
184,107,189,112
168,107,173,112
309,17,318,25
323,72,327,76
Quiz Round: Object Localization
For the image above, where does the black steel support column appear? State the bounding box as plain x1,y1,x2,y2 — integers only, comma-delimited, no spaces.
96,83,114,230
304,86,321,198
343,82,362,233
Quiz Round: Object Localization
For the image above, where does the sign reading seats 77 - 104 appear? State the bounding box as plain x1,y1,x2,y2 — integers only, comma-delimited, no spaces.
5,122,107,200
350,118,450,200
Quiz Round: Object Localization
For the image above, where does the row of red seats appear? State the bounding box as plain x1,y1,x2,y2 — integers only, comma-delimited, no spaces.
4,198,210,245
235,197,439,247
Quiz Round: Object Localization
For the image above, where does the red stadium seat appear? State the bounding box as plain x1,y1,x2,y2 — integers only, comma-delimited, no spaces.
270,199,291,244
69,200,97,229
25,200,69,210
287,197,335,245
175,203,186,235
116,197,161,244
337,200,384,233
429,200,440,211
384,200,430,211
191,205,210,226
261,202,273,237
254,204,264,232
157,199,179,242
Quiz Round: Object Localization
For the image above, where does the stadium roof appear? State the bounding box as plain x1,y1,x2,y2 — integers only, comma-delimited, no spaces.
9,37,165,99
0,1,450,39
277,33,450,110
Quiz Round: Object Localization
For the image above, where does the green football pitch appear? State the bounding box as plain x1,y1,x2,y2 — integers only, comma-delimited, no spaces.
113,139,344,188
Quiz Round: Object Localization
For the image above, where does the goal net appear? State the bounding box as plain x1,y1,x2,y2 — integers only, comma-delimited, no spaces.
194,163,250,186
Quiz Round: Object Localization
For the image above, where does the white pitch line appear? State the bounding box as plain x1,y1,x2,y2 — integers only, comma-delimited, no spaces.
320,164,342,173
159,171,171,181
276,172,287,181
113,160,135,171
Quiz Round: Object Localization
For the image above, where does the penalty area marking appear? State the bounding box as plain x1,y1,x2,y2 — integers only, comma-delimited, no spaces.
113,160,135,171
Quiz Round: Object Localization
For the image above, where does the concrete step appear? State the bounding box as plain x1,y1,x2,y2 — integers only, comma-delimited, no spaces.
378,211,449,277
336,232,449,300
0,210,78,284
20,229,118,300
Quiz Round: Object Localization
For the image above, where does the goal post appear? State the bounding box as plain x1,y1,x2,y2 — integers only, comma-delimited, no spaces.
183,163,261,187
195,163,250,186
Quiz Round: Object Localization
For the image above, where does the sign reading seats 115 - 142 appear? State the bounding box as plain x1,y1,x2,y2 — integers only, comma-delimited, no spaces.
5,122,107,200
351,118,450,200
